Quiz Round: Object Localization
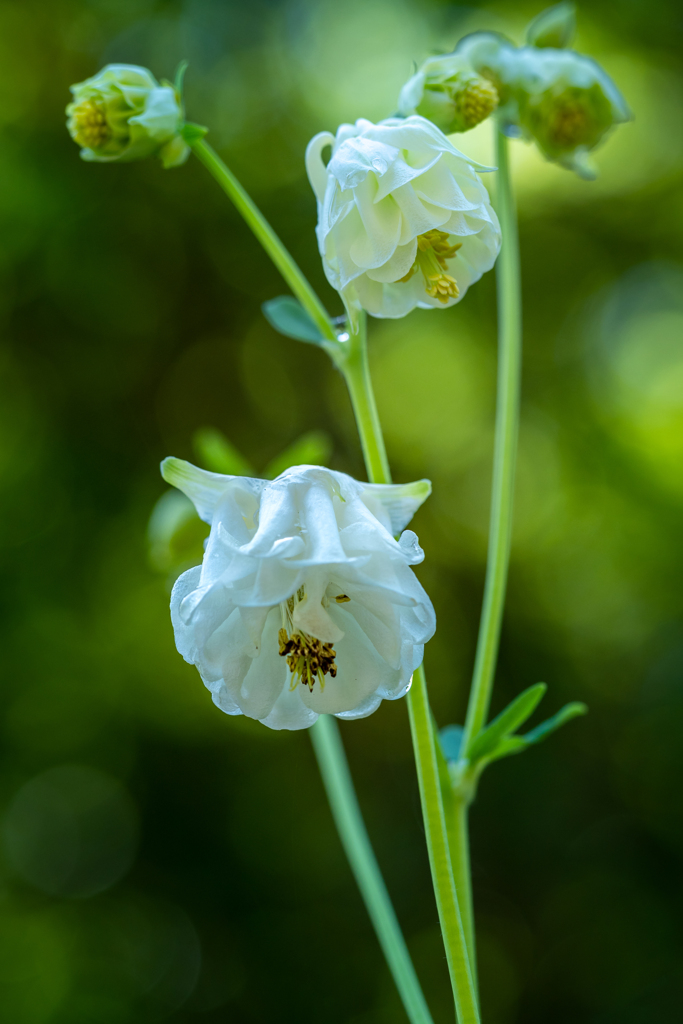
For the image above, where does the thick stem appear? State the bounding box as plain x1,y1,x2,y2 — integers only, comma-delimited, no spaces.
461,128,522,755
407,668,481,1023
340,312,392,485
189,138,338,344
446,797,476,983
311,716,434,1024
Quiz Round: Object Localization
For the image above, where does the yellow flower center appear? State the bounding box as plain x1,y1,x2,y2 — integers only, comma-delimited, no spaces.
70,99,112,149
398,229,462,303
458,79,499,129
278,587,350,692
548,100,590,147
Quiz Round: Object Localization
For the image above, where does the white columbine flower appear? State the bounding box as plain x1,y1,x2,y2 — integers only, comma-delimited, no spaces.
162,459,436,731
306,116,501,320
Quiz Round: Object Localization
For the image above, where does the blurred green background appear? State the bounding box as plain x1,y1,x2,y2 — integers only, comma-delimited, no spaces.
1,0,682,1021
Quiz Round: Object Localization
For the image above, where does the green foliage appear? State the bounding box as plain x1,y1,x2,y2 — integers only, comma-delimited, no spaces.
193,426,255,475
263,430,332,478
467,683,548,761
262,295,327,344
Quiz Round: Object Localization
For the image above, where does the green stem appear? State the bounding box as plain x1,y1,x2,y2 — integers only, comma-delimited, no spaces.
444,124,522,1002
461,127,522,756
310,715,434,1024
407,668,480,1023
189,135,434,1023
339,311,392,485
446,797,476,983
189,137,338,344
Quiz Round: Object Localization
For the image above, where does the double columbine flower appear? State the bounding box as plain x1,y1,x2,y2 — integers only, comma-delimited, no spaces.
397,54,500,134
66,64,189,168
162,459,436,731
306,116,501,320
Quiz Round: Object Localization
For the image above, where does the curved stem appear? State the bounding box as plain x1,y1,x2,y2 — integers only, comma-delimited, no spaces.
190,135,434,1023
407,668,480,1023
460,128,522,756
189,138,338,344
311,716,434,1024
339,311,392,485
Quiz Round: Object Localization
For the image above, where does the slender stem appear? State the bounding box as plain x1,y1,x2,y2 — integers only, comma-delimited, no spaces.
407,668,480,1023
446,797,476,983
460,128,522,756
189,138,338,344
339,311,392,485
189,137,434,1021
311,716,434,1024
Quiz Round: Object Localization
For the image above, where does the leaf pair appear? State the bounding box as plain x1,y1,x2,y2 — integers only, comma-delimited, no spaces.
438,684,587,781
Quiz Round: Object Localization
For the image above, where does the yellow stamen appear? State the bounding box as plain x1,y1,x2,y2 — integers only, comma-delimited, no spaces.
70,99,111,149
278,586,346,692
398,229,461,303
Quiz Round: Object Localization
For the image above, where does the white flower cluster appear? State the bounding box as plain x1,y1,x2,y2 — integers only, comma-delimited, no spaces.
164,459,436,731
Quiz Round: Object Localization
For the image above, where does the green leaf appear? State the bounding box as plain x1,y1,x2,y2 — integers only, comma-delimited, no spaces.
522,702,588,745
262,296,325,345
467,683,547,762
263,430,333,479
192,427,254,476
525,2,576,48
180,121,208,144
439,724,464,763
482,735,530,765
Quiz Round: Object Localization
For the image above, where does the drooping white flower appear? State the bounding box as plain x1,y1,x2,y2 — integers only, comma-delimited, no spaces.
306,116,501,320
162,459,436,731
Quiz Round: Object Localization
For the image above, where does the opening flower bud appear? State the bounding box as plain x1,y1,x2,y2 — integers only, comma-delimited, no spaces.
66,64,189,168
513,49,631,177
398,54,499,134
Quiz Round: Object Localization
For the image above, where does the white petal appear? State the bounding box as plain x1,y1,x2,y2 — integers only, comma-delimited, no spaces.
359,480,431,534
161,457,264,524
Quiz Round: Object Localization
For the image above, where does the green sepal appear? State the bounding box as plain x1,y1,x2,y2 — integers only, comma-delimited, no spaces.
525,2,576,49
262,296,326,345
193,427,254,476
467,683,547,761
263,430,332,479
180,121,208,143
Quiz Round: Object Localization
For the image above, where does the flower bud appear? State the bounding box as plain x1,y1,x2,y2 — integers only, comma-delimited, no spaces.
398,54,499,133
526,2,576,50
66,64,189,168
512,48,631,177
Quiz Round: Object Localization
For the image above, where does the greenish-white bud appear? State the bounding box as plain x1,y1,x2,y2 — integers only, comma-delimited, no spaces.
66,64,189,168
512,48,631,177
398,54,499,133
526,2,576,50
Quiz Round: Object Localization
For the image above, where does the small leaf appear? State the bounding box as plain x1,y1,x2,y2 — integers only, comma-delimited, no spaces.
262,296,325,345
263,430,333,479
467,683,547,762
193,427,255,476
526,2,576,48
439,724,464,763
522,702,588,745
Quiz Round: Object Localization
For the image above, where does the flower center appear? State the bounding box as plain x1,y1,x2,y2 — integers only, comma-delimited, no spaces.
278,586,349,692
398,229,462,303
548,101,589,147
70,99,112,149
